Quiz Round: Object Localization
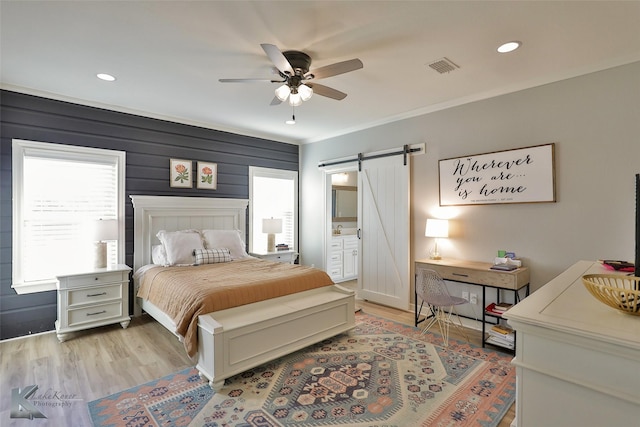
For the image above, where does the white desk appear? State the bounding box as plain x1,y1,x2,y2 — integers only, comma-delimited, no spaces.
504,260,640,427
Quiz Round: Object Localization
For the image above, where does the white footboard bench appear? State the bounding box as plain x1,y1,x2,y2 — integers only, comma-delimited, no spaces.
196,284,356,390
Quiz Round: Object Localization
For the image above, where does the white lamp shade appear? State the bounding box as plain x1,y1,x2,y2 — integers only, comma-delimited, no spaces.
425,219,449,238
94,219,118,241
262,218,283,234
298,84,313,101
275,84,290,101
288,92,302,106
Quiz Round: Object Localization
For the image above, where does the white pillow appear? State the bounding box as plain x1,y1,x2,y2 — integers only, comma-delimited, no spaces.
151,244,168,266
156,230,204,266
201,229,249,260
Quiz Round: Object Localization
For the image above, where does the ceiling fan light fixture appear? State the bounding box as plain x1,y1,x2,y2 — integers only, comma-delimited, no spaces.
275,84,290,101
222,44,362,107
288,92,302,106
298,84,313,101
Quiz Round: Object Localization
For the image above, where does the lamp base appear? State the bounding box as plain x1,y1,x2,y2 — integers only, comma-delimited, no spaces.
94,241,107,268
267,233,276,253
429,241,441,260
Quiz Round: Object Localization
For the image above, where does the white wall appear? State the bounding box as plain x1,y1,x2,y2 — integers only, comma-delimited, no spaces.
300,62,640,295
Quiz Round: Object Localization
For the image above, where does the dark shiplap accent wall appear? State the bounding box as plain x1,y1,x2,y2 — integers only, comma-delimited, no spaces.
0,90,298,340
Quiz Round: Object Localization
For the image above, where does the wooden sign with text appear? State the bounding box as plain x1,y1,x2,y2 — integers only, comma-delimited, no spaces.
439,143,556,206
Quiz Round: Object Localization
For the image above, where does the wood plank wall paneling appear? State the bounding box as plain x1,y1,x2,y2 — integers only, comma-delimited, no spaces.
0,90,299,340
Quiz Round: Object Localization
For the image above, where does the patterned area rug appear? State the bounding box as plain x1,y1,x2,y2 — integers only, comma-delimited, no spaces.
89,312,515,427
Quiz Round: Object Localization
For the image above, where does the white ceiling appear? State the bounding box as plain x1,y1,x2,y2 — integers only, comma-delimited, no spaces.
2,1,639,145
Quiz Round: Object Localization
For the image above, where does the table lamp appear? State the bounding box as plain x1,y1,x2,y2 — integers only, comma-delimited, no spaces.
94,219,118,268
425,218,449,260
262,218,282,253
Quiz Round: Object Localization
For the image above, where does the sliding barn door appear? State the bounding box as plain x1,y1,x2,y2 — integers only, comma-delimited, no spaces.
358,155,410,310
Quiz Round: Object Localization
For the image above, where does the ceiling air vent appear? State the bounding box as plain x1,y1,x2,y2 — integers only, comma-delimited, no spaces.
428,57,460,74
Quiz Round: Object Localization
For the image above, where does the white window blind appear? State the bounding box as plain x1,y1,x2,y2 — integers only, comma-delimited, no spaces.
12,140,125,293
249,167,298,253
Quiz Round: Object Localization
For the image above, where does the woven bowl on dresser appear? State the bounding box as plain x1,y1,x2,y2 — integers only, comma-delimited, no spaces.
582,274,640,315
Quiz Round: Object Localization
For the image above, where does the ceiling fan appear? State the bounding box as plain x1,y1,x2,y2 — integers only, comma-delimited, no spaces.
219,44,363,107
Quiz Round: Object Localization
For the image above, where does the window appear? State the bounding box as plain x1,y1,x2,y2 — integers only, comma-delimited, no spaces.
249,167,298,253
12,140,125,294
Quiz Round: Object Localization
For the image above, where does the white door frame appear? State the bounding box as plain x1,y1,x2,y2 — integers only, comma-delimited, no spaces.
323,163,359,278
319,144,425,304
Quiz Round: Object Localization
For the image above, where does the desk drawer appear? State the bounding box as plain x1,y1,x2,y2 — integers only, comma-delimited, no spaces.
418,263,527,290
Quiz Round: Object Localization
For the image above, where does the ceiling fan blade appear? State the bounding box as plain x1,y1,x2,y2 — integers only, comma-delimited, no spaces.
270,96,283,106
219,78,283,83
307,83,348,100
261,43,294,76
308,58,363,80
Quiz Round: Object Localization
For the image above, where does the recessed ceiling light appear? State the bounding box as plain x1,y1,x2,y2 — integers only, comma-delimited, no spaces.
96,73,116,81
497,41,522,54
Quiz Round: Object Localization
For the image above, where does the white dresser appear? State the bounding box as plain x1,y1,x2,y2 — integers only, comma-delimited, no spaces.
504,261,640,426
55,264,131,342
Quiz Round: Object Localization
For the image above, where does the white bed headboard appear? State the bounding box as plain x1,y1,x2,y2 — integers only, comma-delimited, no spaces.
130,195,249,271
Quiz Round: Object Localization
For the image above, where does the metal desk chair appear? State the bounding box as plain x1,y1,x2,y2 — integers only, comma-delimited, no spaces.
416,269,469,346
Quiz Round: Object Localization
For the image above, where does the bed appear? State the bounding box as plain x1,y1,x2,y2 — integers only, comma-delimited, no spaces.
130,195,356,390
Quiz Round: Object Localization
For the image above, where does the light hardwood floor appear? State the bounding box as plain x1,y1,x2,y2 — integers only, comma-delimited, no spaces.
0,300,514,427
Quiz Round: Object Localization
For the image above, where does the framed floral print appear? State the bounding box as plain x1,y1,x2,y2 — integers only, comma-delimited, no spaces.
170,159,192,188
197,161,217,190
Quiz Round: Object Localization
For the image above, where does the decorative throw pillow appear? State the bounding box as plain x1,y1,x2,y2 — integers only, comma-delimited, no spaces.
193,248,232,265
156,229,204,266
201,229,249,260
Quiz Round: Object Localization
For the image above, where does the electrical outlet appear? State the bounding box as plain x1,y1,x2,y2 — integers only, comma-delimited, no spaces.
462,291,469,301
470,293,478,304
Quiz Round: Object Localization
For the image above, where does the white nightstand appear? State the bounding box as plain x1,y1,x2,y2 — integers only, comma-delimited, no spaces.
250,250,298,264
55,264,131,342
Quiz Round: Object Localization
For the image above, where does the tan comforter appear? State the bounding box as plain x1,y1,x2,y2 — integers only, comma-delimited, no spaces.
137,258,334,357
